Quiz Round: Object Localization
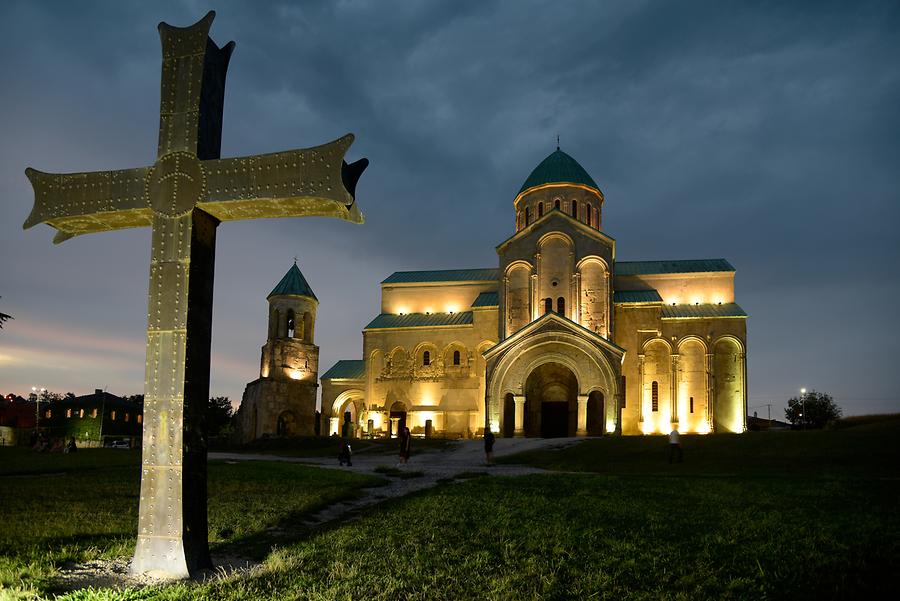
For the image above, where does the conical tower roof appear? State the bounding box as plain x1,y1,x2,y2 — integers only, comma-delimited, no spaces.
518,148,600,196
267,262,317,301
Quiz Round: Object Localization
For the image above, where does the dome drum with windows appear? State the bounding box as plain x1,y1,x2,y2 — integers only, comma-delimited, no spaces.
515,148,605,232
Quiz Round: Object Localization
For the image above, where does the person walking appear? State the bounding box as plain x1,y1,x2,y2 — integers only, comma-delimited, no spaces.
668,428,683,463
484,428,496,466
399,427,412,465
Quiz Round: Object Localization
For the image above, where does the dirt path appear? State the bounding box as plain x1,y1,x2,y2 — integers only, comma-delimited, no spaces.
54,437,585,591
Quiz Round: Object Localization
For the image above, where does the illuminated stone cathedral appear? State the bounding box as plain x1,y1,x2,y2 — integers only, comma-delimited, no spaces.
321,147,748,438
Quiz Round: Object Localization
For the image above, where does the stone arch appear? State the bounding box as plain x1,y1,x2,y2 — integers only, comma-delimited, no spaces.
488,331,620,436
505,262,532,335
713,336,745,433
642,339,671,432
577,256,610,337
677,337,708,433
524,362,578,437
442,341,468,369
587,390,604,436
386,346,410,377
276,410,297,437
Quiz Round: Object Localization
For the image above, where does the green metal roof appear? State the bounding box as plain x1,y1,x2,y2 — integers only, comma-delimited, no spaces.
268,263,317,300
321,359,365,381
613,290,663,304
382,268,499,284
365,311,474,330
661,303,747,319
471,291,499,307
615,259,734,276
518,149,600,195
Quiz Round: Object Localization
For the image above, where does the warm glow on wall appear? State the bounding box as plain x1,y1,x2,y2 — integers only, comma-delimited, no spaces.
445,304,459,314
489,420,499,433
697,420,711,434
606,421,616,433
396,306,409,315
329,417,339,436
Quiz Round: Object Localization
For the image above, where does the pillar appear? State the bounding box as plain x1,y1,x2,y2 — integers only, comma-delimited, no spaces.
390,417,400,438
576,394,588,436
513,395,526,437
671,354,679,426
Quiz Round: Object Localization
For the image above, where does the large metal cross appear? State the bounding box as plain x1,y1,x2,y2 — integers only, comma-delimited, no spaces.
23,11,367,579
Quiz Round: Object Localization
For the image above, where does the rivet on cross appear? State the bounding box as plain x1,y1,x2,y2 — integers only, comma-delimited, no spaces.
23,11,367,579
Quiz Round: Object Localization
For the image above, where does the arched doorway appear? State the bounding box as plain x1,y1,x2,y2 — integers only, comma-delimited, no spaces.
389,401,407,438
525,363,578,437
587,391,604,436
276,411,297,437
502,393,515,437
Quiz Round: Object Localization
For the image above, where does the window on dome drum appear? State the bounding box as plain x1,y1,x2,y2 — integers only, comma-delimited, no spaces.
66,409,72,418
287,310,295,338
125,412,130,422
557,297,565,315
423,351,430,366
690,397,694,413
45,409,51,418
137,414,143,424
544,298,553,314
525,206,530,226
453,350,461,366
91,408,97,418
554,199,560,210
79,409,84,418
571,200,577,217
651,382,659,412
111,410,117,421
538,202,544,217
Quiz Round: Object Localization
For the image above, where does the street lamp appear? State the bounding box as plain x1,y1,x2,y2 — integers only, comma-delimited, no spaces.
800,388,807,429
32,386,46,433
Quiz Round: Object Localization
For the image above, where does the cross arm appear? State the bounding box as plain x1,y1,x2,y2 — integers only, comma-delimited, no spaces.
199,134,367,224
23,166,152,244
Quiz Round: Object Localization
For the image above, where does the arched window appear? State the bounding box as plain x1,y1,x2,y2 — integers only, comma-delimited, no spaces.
524,206,531,226
571,200,577,218
79,409,84,418
45,409,52,419
651,381,659,412
538,202,544,217
423,350,431,366
453,350,461,366
554,199,560,210
125,412,130,423
287,310,295,338
557,296,565,315
690,396,694,413
544,298,553,314
111,410,117,421
91,408,98,418
66,409,72,418
137,414,143,424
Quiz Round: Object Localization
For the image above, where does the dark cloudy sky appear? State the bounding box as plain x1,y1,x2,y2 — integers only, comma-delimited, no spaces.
1,1,898,417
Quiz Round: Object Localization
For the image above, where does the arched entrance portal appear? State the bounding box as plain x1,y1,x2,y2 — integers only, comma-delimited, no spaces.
587,390,604,436
525,363,578,437
276,411,297,437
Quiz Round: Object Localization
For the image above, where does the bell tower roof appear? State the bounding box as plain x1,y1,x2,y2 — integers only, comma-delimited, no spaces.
517,148,600,198
267,262,318,301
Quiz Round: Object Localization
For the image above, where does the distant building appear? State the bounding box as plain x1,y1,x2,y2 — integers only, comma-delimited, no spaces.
1,389,142,446
234,262,320,441
320,148,748,439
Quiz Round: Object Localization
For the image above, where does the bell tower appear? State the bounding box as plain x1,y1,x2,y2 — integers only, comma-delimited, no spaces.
236,260,320,441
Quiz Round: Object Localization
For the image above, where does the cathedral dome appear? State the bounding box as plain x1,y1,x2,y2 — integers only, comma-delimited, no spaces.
517,148,600,197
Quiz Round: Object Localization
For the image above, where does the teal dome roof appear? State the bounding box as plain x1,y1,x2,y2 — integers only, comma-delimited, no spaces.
268,262,317,301
518,149,600,196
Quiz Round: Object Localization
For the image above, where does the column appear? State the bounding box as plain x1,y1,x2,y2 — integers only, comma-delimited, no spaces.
638,354,645,426
576,394,588,436
706,353,715,431
390,417,400,438
513,395,526,437
671,354,679,426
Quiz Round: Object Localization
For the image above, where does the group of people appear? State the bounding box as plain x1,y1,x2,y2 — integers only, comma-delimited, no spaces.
30,432,77,453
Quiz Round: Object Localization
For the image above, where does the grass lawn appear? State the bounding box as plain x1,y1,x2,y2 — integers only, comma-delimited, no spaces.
0,449,382,599
3,418,898,599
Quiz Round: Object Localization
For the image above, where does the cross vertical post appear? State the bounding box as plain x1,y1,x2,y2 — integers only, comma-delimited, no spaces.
23,11,368,579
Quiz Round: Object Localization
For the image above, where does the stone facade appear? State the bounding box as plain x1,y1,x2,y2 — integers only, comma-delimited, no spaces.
235,263,320,441
322,148,748,438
